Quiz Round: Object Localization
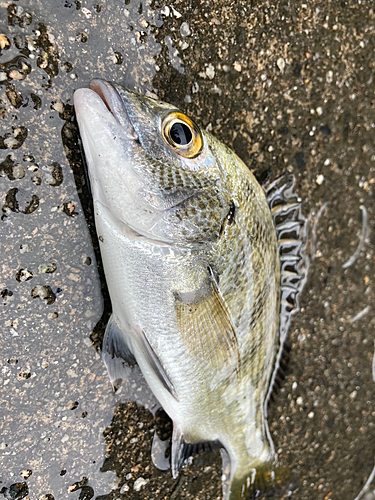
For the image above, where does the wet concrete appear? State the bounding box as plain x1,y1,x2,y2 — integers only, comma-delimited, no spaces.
0,0,374,499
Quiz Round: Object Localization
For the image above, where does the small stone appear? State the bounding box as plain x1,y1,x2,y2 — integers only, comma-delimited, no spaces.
326,70,333,83
276,57,285,73
52,101,64,114
81,7,92,18
160,5,170,17
31,285,56,305
206,64,215,79
180,22,191,37
0,34,10,49
0,442,8,449
16,268,33,282
350,390,357,400
20,470,32,479
120,484,129,494
296,397,303,405
20,244,31,254
9,70,25,81
308,411,315,418
171,6,182,18
12,164,25,179
133,477,148,491
38,263,57,274
316,106,323,116
233,61,242,72
139,18,149,28
316,174,324,185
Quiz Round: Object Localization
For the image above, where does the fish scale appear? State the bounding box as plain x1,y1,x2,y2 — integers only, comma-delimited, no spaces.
74,79,307,500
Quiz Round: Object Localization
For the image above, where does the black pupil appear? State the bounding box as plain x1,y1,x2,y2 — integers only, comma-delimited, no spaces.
170,122,192,145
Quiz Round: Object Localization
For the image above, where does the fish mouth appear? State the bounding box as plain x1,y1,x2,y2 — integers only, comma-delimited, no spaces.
89,79,139,141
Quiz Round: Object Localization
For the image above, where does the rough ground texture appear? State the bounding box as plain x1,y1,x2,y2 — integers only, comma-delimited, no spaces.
0,0,374,499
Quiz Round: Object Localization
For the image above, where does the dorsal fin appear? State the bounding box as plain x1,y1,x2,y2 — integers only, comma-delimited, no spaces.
262,174,309,413
263,173,309,341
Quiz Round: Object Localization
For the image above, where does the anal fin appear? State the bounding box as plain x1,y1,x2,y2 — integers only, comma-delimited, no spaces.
171,425,220,478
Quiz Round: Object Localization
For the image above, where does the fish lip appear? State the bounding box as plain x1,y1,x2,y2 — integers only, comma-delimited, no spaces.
89,78,139,141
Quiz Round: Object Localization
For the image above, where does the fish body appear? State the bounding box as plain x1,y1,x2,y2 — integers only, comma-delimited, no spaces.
74,80,282,499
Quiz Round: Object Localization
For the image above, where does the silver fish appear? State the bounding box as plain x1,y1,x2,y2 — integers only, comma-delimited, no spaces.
74,79,304,499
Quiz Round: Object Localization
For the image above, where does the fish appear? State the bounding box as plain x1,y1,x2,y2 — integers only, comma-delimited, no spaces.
73,79,306,499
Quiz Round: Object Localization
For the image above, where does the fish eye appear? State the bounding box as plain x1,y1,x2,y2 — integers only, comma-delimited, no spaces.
162,112,203,158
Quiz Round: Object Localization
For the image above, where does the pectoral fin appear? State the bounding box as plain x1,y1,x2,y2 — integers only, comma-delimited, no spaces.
175,268,240,375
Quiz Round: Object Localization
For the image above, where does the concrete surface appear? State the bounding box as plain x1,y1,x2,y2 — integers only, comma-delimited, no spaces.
0,0,374,499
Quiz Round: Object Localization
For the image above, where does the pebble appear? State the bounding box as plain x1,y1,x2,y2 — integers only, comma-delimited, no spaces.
277,57,285,73
180,21,191,37
171,6,182,18
0,34,10,49
120,484,129,494
326,70,333,83
316,174,324,185
13,164,25,179
9,70,25,81
206,64,215,79
139,18,149,28
160,5,170,17
38,263,57,274
233,61,242,72
308,411,315,419
81,7,92,19
133,477,148,491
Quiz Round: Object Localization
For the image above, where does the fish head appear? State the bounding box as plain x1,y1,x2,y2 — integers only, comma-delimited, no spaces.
74,79,234,246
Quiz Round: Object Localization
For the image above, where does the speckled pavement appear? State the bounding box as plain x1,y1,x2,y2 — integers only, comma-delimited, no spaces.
0,0,374,499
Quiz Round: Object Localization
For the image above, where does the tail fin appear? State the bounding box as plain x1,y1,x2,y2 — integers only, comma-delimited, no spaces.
221,449,290,500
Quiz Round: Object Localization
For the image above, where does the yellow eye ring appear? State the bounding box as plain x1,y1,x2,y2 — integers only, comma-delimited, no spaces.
162,111,203,159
